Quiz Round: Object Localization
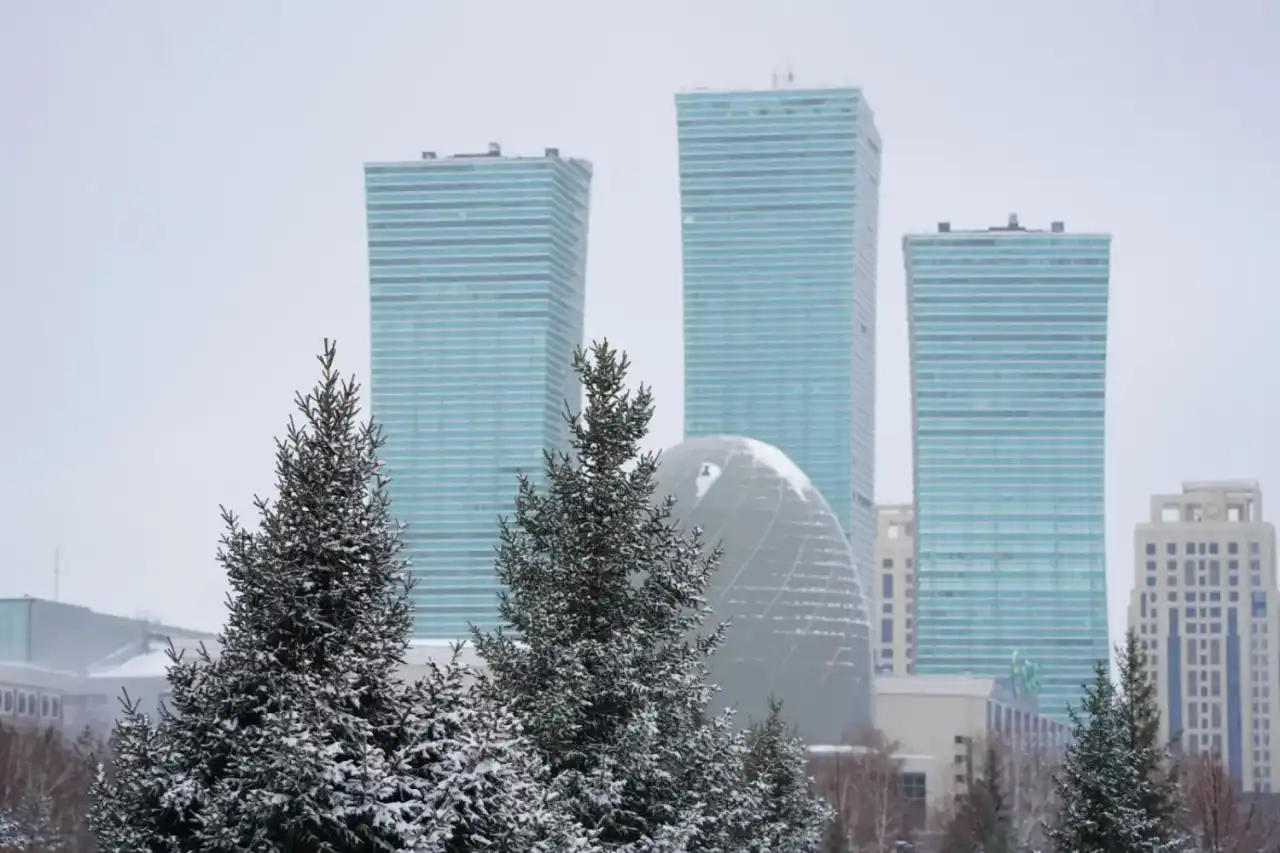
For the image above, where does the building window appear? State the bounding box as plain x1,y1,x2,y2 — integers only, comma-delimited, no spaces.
899,772,927,802
1210,542,1220,555
1229,542,1240,555
1147,543,1157,555
882,558,894,569
882,619,893,643
883,574,893,597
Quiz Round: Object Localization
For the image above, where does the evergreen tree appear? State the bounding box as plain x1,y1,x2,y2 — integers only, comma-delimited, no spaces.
1116,629,1183,842
970,743,1013,853
940,742,1010,853
92,341,588,853
736,697,831,853
398,646,598,853
472,341,769,852
1048,660,1177,853
87,695,182,853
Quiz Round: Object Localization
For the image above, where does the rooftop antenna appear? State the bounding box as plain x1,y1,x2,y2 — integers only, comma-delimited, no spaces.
53,547,60,602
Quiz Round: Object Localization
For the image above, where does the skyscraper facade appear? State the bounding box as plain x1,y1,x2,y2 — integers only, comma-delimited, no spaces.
904,216,1110,719
364,144,592,639
675,85,882,581
1128,481,1279,791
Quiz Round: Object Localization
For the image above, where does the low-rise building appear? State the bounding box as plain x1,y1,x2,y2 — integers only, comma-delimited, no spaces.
874,673,1067,810
0,597,214,731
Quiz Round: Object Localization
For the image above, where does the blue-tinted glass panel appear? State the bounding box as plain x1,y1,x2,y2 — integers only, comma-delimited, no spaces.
904,224,1111,720
675,88,881,586
0,600,31,662
365,154,593,639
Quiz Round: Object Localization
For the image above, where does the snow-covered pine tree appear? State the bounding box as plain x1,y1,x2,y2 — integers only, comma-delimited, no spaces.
735,697,831,853
87,693,183,853
398,645,598,853
92,341,590,853
1116,629,1184,846
1047,660,1174,853
472,341,753,852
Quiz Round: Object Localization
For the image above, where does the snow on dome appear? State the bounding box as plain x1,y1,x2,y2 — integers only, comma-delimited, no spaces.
694,461,722,501
654,435,873,744
738,437,812,500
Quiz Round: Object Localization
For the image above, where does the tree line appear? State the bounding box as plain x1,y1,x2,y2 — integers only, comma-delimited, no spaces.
83,340,831,852
4,342,1279,852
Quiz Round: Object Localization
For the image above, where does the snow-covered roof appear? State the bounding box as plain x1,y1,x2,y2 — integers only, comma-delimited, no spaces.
0,661,83,689
807,744,931,762
875,674,999,696
85,637,489,681
90,649,178,680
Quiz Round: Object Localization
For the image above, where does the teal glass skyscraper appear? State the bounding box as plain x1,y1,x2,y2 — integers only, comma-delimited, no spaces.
364,145,591,639
675,86,882,578
904,216,1111,719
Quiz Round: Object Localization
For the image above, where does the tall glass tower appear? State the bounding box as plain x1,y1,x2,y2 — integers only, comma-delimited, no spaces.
675,86,882,580
904,216,1111,719
364,144,592,640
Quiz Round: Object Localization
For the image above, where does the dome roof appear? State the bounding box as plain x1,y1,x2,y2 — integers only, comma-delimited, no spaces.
655,435,873,745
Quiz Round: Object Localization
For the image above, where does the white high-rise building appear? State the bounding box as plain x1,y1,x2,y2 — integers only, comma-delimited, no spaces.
1128,481,1279,791
874,504,916,675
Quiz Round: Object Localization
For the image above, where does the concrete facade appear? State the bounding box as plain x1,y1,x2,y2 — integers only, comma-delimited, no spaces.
874,674,1068,810
874,504,917,674
1128,481,1279,792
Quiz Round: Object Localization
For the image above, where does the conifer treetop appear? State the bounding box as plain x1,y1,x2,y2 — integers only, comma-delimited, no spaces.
474,341,827,852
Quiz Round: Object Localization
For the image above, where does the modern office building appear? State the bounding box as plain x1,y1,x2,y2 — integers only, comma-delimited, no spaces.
365,144,592,639
874,504,917,675
654,435,873,745
675,84,882,584
1128,481,1279,791
904,216,1111,720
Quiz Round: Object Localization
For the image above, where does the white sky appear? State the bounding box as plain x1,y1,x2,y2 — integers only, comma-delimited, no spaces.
2,1,1277,654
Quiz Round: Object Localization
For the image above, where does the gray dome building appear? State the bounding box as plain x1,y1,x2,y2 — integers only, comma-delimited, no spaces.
654,436,873,745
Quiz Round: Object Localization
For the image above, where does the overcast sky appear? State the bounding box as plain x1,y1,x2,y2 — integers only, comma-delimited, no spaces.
1,1,1277,646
